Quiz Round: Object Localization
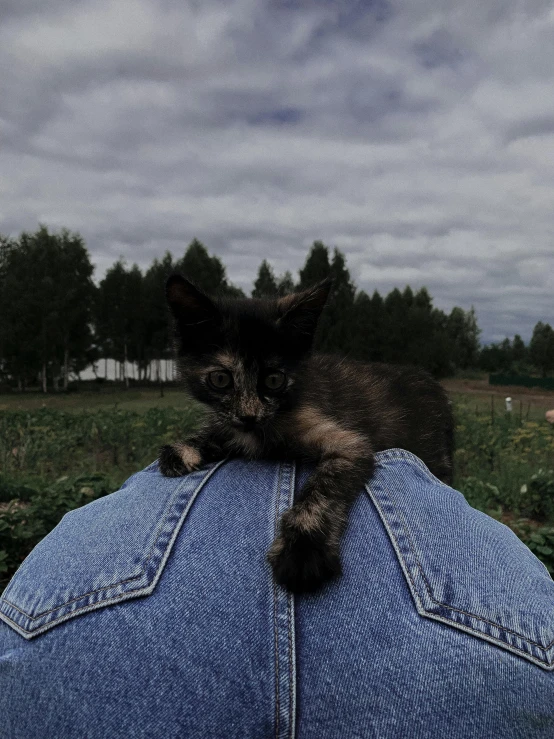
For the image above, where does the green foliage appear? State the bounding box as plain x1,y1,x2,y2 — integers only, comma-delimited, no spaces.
451,406,554,574
1,400,553,589
530,322,554,378
447,306,480,370
455,476,504,514
0,404,203,587
3,226,554,391
252,259,279,298
518,469,554,522
0,226,96,389
482,324,554,377
175,238,245,297
316,248,357,354
95,260,144,375
298,241,331,288
0,406,203,479
454,406,554,508
142,251,175,371
509,521,554,575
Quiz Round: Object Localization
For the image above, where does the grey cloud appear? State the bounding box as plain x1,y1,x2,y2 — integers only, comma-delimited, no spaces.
1,0,553,342
505,116,554,143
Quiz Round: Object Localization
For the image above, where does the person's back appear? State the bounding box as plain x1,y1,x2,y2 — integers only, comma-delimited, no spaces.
1,449,554,738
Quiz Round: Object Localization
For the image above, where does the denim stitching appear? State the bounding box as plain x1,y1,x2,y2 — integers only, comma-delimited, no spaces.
0,452,424,622
367,486,552,665
0,587,152,635
1,572,144,619
273,462,283,739
396,496,554,651
0,461,225,626
287,461,296,739
366,482,554,663
287,592,293,739
375,448,446,486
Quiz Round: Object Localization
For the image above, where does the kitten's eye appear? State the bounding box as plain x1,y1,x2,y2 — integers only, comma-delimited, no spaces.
264,371,286,392
208,370,233,390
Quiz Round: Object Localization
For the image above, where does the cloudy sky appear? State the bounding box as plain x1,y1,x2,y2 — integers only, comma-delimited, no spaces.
1,0,554,342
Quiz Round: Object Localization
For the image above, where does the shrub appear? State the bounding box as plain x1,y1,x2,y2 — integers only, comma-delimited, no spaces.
509,519,554,575
517,469,554,522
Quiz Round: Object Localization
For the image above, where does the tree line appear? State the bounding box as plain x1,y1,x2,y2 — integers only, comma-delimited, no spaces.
0,226,553,391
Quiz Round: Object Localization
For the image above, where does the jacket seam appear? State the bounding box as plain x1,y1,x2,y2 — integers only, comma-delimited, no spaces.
0,586,149,635
1,571,144,620
287,462,296,739
375,448,447,486
273,462,282,739
288,591,293,739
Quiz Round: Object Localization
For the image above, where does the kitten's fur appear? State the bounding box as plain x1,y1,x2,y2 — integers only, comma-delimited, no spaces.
160,274,454,594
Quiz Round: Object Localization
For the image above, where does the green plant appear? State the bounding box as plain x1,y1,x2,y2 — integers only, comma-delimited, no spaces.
518,469,554,522
509,519,554,575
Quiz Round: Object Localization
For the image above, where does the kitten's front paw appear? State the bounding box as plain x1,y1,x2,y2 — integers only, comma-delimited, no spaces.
267,513,341,594
159,443,202,477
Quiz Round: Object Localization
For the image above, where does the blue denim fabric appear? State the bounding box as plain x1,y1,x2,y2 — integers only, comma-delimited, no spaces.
1,449,554,738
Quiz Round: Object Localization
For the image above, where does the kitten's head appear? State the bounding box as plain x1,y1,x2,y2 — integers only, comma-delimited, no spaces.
166,274,330,435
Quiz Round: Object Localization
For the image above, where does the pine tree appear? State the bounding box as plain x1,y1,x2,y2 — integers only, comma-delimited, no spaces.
530,322,554,377
446,306,481,370
175,239,227,294
512,334,527,370
95,261,144,387
277,271,295,295
350,291,375,361
0,226,95,391
317,248,356,353
143,251,175,378
175,238,244,297
252,260,279,298
298,241,331,290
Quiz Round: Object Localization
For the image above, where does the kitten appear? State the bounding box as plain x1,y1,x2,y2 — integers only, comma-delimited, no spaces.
160,274,454,594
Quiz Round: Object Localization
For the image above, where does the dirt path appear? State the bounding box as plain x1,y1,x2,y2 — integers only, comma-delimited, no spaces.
442,378,554,417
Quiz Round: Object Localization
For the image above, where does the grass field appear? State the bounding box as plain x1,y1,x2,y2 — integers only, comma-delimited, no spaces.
1,377,552,417
0,386,194,414
1,379,554,586
443,377,554,421
1,378,552,496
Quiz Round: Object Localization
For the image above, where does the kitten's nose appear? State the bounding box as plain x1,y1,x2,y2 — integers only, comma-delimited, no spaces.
238,415,257,430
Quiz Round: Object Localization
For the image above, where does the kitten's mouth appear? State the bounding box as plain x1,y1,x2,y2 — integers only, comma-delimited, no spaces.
230,418,261,433
231,421,258,432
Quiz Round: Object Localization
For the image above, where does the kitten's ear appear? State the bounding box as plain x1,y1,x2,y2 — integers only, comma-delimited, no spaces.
166,274,219,325
277,279,332,347
166,274,222,352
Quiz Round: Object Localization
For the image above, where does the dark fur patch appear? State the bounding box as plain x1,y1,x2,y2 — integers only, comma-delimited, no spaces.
160,274,454,593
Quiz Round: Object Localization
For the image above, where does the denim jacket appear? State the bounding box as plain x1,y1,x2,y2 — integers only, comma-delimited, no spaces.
1,449,554,739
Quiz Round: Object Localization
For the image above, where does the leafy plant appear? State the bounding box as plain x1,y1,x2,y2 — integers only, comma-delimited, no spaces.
518,469,554,522
509,520,554,575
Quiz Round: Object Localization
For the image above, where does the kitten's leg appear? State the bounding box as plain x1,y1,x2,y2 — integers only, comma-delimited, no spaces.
268,451,375,593
159,432,225,478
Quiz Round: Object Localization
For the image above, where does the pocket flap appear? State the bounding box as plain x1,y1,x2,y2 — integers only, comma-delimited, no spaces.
0,462,223,639
368,450,554,670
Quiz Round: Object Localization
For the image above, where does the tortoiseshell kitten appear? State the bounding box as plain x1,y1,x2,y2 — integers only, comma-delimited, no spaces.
160,274,454,594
